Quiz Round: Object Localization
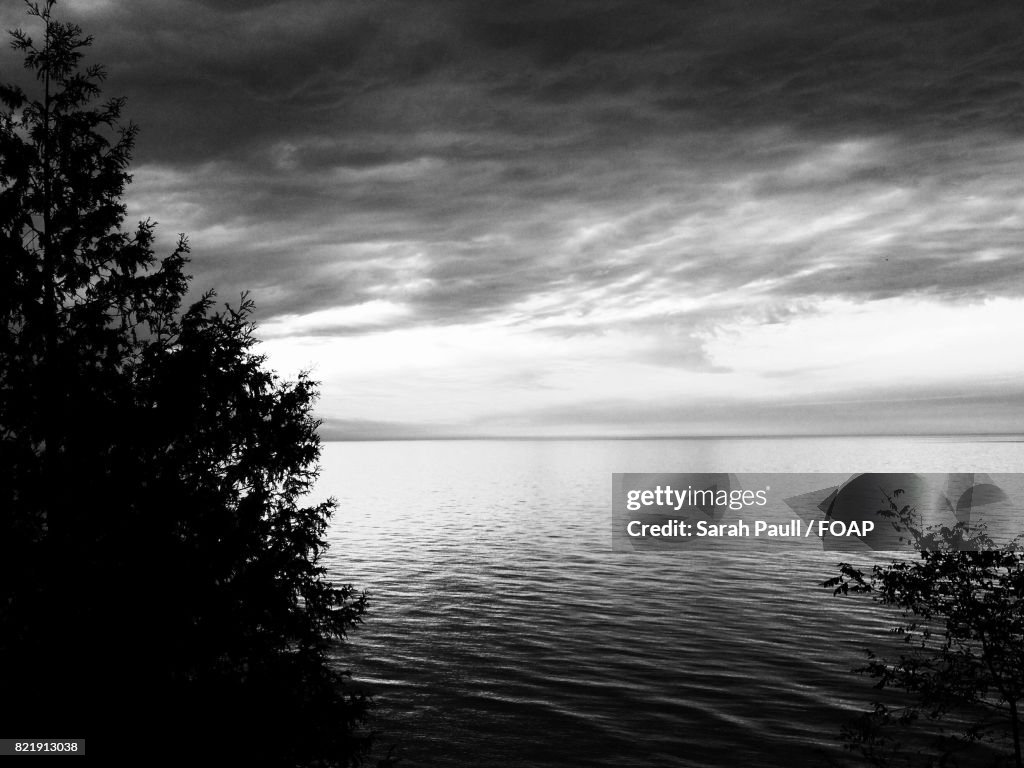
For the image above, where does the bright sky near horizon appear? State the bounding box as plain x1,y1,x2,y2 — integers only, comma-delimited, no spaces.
5,0,1024,437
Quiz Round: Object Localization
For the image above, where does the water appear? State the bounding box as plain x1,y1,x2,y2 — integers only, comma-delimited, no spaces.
314,436,1024,767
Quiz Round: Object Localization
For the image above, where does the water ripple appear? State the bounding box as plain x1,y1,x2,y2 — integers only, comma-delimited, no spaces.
317,438,1024,767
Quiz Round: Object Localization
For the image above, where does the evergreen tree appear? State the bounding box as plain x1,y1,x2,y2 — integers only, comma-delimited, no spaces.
0,2,372,763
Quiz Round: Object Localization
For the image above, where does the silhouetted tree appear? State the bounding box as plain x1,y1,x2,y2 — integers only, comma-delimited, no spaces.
0,2,372,764
825,494,1024,768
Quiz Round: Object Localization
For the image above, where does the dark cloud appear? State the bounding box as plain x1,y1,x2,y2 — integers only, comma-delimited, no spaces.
32,0,1019,162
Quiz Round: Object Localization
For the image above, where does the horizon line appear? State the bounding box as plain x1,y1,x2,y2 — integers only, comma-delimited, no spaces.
320,432,1024,443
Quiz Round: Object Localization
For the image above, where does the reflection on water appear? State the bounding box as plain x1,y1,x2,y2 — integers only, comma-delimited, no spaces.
315,437,1024,768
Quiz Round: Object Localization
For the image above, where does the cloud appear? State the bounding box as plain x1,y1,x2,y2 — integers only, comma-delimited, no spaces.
463,388,1024,438
258,301,411,337
125,129,1024,333
698,297,1024,389
5,0,1024,435
256,294,1024,437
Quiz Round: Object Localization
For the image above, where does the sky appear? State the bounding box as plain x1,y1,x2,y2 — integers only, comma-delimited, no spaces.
4,0,1024,437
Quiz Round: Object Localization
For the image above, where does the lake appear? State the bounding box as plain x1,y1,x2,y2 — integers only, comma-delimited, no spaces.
314,436,1024,767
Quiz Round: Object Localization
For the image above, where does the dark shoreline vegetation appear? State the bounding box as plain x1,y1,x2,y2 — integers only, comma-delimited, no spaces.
825,492,1024,768
0,3,385,764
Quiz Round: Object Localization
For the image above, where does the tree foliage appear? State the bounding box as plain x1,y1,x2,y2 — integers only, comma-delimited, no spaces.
0,3,373,763
825,492,1024,768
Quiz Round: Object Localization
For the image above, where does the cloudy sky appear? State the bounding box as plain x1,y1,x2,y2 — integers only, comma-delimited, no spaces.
7,0,1024,437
